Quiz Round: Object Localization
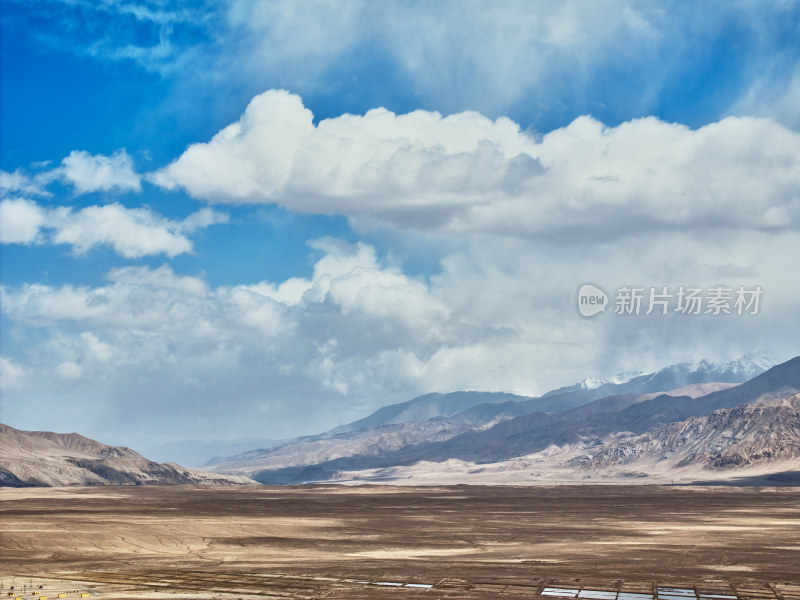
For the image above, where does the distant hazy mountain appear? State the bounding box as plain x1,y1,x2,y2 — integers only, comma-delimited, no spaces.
142,437,286,468
329,391,536,433
208,354,774,478
247,355,798,484
208,391,546,472
207,418,478,473
0,425,254,487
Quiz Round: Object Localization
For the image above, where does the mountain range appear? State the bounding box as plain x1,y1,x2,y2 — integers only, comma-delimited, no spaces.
308,390,800,487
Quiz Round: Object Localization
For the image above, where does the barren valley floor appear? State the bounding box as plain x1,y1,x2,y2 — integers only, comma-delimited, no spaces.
1,485,798,599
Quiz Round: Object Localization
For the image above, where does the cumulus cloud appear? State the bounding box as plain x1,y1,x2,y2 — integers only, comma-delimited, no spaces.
0,198,47,244
153,90,800,239
56,149,142,194
1,241,448,342
2,150,142,199
0,241,454,440
0,198,227,257
3,232,798,444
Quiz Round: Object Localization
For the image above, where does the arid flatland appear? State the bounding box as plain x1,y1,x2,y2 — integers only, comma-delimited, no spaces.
1,485,799,599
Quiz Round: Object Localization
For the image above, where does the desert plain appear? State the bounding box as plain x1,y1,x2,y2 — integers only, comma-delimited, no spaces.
1,484,799,599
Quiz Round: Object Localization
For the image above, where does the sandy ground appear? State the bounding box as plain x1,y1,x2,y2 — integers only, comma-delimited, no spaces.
1,485,799,599
322,450,800,487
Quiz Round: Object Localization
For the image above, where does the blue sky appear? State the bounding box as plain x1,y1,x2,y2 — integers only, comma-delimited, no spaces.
1,1,799,449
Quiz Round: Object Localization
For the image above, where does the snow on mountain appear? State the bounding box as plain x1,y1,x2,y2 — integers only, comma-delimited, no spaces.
579,371,645,390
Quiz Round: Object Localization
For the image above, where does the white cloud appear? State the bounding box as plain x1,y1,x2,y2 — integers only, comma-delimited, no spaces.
17,2,798,132
0,198,47,244
3,233,798,444
48,204,204,258
153,90,800,240
56,361,84,381
179,207,231,232
0,357,27,394
2,149,142,199
0,169,50,197
372,0,663,115
1,242,446,342
0,242,454,439
0,199,228,257
223,0,365,88
217,1,758,120
731,63,800,131
57,149,142,194
194,1,800,132
7,0,206,75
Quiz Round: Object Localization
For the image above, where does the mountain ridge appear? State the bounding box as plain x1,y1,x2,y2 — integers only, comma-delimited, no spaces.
567,393,800,472
208,354,770,474
0,424,255,487
245,355,798,484
326,393,800,487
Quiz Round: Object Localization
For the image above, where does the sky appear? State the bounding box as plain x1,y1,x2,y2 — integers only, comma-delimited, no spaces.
1,0,799,450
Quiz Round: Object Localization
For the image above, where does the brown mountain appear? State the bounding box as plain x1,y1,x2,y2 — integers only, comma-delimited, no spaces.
568,393,800,472
0,424,254,487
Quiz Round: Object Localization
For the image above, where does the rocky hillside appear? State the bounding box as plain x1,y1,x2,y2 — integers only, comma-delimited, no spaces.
0,424,254,487
569,393,800,471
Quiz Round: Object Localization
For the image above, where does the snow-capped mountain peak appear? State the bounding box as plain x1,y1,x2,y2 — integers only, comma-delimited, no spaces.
547,353,777,399
579,371,645,391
